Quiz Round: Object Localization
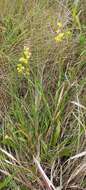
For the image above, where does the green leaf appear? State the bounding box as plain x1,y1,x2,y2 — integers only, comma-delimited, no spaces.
3,136,16,149
59,147,72,157
50,120,61,146
79,35,86,45
0,176,12,189
80,50,86,56
41,140,47,154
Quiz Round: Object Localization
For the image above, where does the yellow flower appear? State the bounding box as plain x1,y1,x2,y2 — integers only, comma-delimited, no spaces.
24,51,31,59
65,30,72,38
17,46,31,76
5,135,9,139
17,64,24,74
57,22,62,28
24,47,31,59
19,57,28,64
55,32,64,42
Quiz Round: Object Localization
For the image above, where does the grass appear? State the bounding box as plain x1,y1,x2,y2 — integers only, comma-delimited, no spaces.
0,0,86,189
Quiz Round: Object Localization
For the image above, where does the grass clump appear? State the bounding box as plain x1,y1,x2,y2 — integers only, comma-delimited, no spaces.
0,0,86,189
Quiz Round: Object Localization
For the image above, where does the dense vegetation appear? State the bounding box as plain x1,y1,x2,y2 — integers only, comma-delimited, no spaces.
0,0,86,189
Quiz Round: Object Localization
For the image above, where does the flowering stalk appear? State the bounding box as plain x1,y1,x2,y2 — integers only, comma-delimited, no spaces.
55,22,72,43
17,46,31,76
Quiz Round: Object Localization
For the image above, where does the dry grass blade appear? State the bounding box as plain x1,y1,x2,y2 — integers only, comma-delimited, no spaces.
67,163,86,185
69,151,86,160
0,169,10,176
0,0,86,189
71,101,86,110
0,148,18,163
0,169,35,190
33,156,57,190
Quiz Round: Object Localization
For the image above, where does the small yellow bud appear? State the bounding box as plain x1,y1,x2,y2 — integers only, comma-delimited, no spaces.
19,57,28,64
57,22,62,28
17,46,31,76
24,51,31,59
55,32,64,42
65,30,72,38
5,135,9,139
17,64,24,74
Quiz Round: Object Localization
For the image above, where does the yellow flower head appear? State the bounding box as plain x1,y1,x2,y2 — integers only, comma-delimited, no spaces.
24,46,31,59
65,30,72,38
17,64,24,74
55,32,64,42
57,22,62,28
17,46,31,76
24,51,31,59
19,57,28,64
5,135,9,139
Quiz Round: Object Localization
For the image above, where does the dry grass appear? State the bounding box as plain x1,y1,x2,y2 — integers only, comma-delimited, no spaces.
0,0,86,189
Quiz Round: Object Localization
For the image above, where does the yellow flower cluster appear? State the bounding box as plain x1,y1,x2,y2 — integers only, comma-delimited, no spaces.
55,22,72,43
57,21,62,28
55,32,64,42
17,47,31,75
